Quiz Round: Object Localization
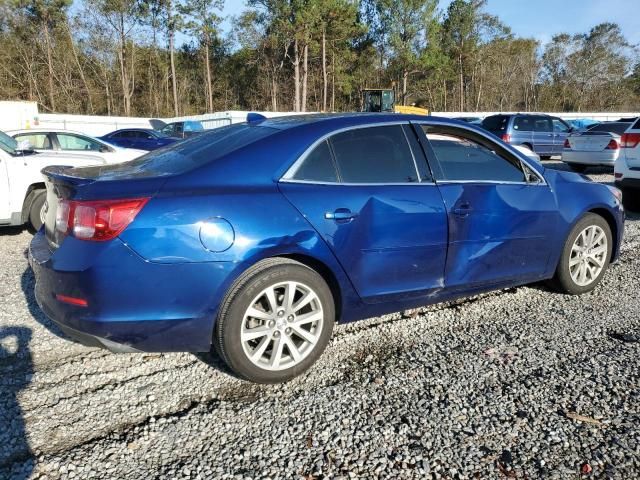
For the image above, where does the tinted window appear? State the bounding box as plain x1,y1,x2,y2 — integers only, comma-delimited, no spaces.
292,140,337,182
481,115,509,133
56,134,102,151
424,128,525,182
533,117,552,132
586,122,632,135
15,133,51,149
632,118,640,130
552,119,570,132
330,125,419,183
111,131,130,139
513,116,533,131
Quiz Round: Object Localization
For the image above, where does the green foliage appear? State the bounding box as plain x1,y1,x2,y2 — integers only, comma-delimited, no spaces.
0,0,638,115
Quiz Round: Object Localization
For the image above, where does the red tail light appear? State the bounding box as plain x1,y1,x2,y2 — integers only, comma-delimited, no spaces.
56,197,149,241
563,138,570,149
501,133,511,142
605,139,619,150
620,132,640,148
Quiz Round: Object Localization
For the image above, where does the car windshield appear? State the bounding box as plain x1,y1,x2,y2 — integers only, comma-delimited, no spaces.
0,130,17,155
586,122,632,135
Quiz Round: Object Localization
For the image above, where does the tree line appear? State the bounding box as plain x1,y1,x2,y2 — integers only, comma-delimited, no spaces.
1,0,638,118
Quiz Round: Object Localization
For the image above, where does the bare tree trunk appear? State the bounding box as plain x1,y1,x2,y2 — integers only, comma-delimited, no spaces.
66,22,94,113
402,70,408,106
204,38,213,112
118,14,131,116
331,48,335,112
458,53,464,112
293,39,300,112
169,16,179,116
301,42,308,112
43,22,56,111
322,28,327,112
271,72,278,111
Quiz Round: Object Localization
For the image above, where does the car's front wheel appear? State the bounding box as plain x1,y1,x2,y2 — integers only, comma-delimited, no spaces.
551,213,612,295
214,258,335,383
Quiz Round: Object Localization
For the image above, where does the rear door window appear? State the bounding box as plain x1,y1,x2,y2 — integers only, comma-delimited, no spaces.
329,125,419,183
533,117,552,132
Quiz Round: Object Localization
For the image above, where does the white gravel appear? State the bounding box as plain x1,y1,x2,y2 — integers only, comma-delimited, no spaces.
1,162,639,479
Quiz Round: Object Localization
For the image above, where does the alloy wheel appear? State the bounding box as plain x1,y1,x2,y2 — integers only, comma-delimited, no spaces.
240,281,324,371
569,225,608,287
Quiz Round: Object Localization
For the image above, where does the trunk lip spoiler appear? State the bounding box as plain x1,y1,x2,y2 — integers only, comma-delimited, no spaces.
41,165,97,187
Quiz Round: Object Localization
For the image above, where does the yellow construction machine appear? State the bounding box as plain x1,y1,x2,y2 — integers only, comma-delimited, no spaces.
361,88,429,116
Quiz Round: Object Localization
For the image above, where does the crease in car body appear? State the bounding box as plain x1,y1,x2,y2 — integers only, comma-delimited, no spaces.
30,114,624,383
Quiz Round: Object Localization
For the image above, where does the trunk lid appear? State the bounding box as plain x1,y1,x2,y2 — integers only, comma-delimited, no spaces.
566,132,617,152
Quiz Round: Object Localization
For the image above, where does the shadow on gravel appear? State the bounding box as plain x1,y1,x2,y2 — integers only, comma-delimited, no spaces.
20,266,73,343
0,327,34,479
0,226,26,237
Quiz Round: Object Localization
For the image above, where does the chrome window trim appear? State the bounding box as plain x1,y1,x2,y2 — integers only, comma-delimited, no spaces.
280,121,428,185
414,120,548,186
279,179,431,186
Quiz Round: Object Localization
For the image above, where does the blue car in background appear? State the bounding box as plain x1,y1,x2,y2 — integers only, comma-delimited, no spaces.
100,128,179,151
481,113,574,159
30,114,623,383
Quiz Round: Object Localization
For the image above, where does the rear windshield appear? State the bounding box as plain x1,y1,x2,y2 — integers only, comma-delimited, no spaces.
587,122,632,135
631,118,640,130
481,115,509,133
83,124,277,178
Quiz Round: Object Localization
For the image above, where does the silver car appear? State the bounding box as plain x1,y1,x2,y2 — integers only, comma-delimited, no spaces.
562,121,634,172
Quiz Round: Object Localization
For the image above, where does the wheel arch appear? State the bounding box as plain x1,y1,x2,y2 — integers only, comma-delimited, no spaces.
587,207,619,262
277,253,343,324
21,182,46,223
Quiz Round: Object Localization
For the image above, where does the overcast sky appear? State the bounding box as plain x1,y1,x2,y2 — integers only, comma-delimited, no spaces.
220,0,640,47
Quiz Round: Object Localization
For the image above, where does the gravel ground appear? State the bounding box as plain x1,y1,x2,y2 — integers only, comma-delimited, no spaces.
1,162,639,479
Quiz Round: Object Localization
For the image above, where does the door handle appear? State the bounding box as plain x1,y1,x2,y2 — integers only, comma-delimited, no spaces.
453,203,472,217
325,208,357,221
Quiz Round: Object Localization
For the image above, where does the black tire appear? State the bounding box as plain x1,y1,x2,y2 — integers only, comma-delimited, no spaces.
550,213,612,295
214,258,335,383
569,163,588,173
27,190,46,232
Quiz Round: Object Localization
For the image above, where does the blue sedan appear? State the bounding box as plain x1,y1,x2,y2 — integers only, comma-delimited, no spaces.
30,114,624,383
99,128,179,151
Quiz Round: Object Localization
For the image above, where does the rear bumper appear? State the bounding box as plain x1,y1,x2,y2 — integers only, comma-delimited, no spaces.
562,150,617,165
29,229,236,352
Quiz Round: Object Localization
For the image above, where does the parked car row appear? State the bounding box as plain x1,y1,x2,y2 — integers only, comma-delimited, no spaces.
0,119,208,231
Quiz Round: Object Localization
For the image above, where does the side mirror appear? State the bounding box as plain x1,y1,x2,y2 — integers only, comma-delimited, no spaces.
100,145,111,153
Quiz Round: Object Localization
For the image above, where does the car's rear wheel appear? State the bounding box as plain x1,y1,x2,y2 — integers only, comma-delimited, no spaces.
551,213,612,295
214,258,335,383
27,190,46,232
569,163,588,173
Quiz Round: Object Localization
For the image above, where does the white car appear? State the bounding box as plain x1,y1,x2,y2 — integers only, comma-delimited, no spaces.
8,129,146,164
0,131,106,231
562,122,633,172
614,118,640,210
513,144,540,163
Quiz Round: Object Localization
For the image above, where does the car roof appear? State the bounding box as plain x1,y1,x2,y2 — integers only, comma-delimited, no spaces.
8,128,95,135
254,112,468,131
109,128,155,133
